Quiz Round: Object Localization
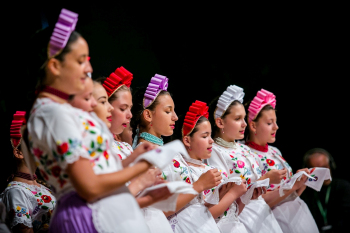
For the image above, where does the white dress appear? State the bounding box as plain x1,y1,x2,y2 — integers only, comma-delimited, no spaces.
28,98,150,233
249,145,319,233
112,140,133,160
135,142,173,233
207,142,283,233
162,153,221,233
0,181,56,232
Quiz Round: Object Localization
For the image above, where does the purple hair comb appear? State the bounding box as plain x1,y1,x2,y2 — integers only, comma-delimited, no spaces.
143,74,168,108
48,8,78,58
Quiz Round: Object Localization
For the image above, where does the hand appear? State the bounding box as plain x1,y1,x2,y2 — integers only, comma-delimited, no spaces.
132,167,162,189
266,168,287,184
292,168,310,191
219,182,234,200
194,168,222,192
251,187,265,200
228,179,247,197
140,186,173,205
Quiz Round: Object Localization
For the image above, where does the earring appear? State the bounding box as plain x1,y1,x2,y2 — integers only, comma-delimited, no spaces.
189,146,191,151
150,121,152,127
254,131,257,135
222,128,224,134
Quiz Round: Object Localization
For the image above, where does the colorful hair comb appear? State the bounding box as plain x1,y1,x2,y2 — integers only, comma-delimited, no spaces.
214,85,244,119
10,111,26,149
48,8,79,58
248,89,276,123
143,74,168,108
182,100,209,137
102,66,133,98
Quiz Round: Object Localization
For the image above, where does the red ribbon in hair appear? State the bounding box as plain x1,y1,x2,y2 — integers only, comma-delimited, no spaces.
10,111,26,148
102,66,133,98
182,100,209,136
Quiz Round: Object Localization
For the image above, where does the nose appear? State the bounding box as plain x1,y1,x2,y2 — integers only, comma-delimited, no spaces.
85,60,93,74
242,119,247,128
108,102,114,112
172,111,178,121
127,109,132,119
209,136,214,144
91,96,97,108
274,122,279,130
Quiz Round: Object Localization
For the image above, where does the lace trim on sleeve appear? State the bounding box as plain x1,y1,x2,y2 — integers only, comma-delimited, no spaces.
10,218,32,229
60,146,91,169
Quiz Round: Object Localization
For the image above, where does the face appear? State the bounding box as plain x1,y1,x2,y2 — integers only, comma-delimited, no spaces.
119,123,133,146
148,94,178,137
254,109,278,144
92,83,114,128
56,37,93,94
110,90,133,135
220,104,247,141
69,78,97,112
185,120,214,160
308,153,330,169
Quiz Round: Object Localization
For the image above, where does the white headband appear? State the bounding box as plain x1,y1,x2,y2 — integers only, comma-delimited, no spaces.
214,85,245,119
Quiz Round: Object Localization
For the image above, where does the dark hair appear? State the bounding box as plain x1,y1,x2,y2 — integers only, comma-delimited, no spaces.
208,95,243,137
303,148,336,171
187,116,209,137
94,76,132,103
130,87,171,141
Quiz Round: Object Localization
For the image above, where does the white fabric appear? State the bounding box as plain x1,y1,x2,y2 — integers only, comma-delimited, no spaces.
305,167,332,191
208,142,282,233
248,145,319,233
28,98,149,233
272,195,319,233
112,140,133,160
0,181,56,231
240,178,270,205
138,181,198,212
130,140,187,170
163,154,220,233
279,171,315,196
205,176,242,205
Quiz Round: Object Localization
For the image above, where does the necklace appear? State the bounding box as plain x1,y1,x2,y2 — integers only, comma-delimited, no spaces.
184,157,203,166
139,132,164,146
42,86,70,100
215,137,236,148
14,171,37,181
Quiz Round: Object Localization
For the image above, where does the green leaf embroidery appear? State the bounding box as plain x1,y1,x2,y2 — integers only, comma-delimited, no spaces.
66,151,72,155
89,131,96,134
224,211,227,216
68,139,72,144
97,148,103,153
98,164,103,170
91,141,95,148
235,170,241,174
41,206,49,210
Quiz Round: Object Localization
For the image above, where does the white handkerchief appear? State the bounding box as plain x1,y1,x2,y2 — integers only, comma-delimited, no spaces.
305,167,332,191
205,177,243,205
240,178,270,205
138,181,198,211
279,171,315,196
130,140,188,169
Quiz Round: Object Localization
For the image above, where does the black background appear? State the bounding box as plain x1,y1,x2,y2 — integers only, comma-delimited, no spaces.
1,3,349,190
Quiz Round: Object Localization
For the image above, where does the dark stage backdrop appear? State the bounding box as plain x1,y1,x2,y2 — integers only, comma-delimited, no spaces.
1,3,348,190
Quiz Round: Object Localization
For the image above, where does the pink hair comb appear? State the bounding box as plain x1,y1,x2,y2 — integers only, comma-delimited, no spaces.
248,89,276,123
10,111,26,149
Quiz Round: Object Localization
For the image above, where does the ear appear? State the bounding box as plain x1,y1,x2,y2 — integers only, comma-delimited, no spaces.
142,109,153,123
249,120,257,132
215,117,224,129
182,136,191,148
13,149,24,159
46,58,61,76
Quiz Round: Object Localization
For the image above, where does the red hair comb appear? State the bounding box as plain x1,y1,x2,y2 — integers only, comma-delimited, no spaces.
182,100,209,136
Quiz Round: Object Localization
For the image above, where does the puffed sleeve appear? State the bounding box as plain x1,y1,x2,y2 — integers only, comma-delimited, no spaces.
28,103,92,169
1,188,33,229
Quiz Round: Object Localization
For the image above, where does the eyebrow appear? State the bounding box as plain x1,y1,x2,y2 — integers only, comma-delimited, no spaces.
201,132,210,135
98,96,107,101
164,106,173,110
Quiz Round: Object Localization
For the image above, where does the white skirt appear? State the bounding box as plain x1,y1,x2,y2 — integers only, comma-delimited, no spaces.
216,202,248,233
272,195,319,233
168,203,221,233
238,196,283,233
142,206,173,233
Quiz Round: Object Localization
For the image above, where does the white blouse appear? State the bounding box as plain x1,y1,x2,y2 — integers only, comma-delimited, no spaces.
0,181,56,232
27,98,149,233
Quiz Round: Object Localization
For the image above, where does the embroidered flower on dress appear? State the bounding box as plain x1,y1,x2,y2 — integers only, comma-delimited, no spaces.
41,195,52,203
57,142,69,154
173,159,180,168
266,159,275,166
237,160,245,168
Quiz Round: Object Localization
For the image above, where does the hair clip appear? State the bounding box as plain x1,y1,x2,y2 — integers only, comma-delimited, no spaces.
48,8,79,58
182,100,209,137
10,111,26,149
214,85,244,119
143,74,168,108
248,89,276,123
102,66,133,98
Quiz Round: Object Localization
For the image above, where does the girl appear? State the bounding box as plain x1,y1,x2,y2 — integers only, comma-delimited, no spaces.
163,100,248,233
245,88,319,233
131,75,222,233
1,111,56,233
207,85,283,233
26,8,159,233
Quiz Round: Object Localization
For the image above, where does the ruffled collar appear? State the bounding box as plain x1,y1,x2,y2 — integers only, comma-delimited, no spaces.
245,141,268,152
